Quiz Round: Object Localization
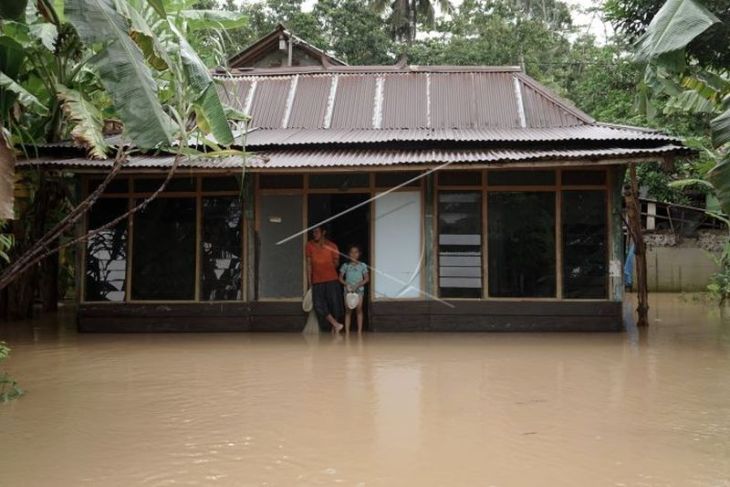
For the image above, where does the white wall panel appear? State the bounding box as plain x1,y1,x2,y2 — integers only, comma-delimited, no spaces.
373,191,422,298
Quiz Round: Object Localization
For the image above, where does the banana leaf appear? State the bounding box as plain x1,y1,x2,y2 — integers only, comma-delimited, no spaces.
712,108,730,148
146,0,165,17
178,10,247,31
56,84,108,159
167,21,233,145
0,72,47,112
66,0,174,149
29,22,58,51
708,153,730,214
635,0,719,62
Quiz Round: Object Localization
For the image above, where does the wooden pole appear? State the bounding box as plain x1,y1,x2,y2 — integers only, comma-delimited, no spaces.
626,164,649,326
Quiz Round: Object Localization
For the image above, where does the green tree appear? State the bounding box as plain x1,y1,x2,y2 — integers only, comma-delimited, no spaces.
403,0,574,92
313,0,394,64
370,0,452,44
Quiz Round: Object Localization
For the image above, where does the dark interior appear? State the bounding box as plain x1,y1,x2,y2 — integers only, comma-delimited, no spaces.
308,193,371,329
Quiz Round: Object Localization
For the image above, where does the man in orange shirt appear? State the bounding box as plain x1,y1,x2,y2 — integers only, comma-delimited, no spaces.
306,225,344,333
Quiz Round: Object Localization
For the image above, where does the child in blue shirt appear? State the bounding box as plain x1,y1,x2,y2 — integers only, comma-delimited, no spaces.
339,245,369,334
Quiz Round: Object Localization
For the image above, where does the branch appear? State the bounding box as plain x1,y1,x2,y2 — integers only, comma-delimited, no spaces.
0,152,184,290
0,147,127,287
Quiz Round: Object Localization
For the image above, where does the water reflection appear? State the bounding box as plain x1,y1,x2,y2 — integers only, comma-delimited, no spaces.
1,295,730,486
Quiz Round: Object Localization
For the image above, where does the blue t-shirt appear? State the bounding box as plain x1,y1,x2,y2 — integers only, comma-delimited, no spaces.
340,262,368,294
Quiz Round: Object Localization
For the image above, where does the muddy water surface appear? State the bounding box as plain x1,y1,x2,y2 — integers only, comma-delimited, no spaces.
1,295,730,486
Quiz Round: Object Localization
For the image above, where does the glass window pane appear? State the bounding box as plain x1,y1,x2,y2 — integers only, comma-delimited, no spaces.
562,191,608,298
374,191,422,298
131,198,196,300
437,171,482,186
488,170,555,186
85,198,128,301
374,172,422,188
438,192,482,298
202,176,241,192
259,194,303,298
488,192,556,297
201,197,242,301
134,177,196,193
309,173,369,189
562,170,606,186
258,174,303,189
88,177,129,194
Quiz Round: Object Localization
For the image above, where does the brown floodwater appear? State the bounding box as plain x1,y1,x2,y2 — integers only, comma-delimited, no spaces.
1,295,730,486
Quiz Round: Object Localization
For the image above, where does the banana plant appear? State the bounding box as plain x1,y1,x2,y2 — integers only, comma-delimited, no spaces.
635,0,729,212
0,0,249,294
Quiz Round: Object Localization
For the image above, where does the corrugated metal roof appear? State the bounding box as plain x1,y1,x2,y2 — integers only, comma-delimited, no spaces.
287,75,330,128
247,77,290,128
242,125,680,147
381,73,428,129
217,78,250,113
330,75,377,129
20,145,687,170
215,68,595,131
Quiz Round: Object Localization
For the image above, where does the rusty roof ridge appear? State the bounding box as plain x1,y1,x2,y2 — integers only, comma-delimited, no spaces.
215,65,524,78
594,121,668,134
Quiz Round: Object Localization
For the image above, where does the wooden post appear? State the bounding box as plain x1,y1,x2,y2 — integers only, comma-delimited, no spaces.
626,164,649,326
609,165,627,302
423,173,435,298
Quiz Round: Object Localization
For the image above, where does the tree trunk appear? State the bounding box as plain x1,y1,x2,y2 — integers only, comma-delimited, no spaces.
627,164,649,327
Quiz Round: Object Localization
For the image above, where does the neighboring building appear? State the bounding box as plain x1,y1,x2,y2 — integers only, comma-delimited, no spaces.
20,29,691,332
227,23,346,69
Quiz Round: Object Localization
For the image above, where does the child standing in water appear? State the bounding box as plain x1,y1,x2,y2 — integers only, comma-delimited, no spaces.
339,245,369,334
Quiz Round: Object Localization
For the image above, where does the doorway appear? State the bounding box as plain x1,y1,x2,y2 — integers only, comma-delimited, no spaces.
308,193,371,329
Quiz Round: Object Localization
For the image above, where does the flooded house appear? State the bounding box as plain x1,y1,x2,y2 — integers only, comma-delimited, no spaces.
21,26,690,332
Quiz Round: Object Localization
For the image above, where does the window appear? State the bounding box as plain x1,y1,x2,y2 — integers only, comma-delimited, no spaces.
131,198,197,300
562,191,608,298
374,172,422,188
85,199,128,301
88,177,129,194
437,171,482,187
438,192,482,298
201,197,243,301
374,191,422,298
258,194,303,298
202,176,241,192
488,192,556,297
488,170,555,186
134,177,196,193
309,173,369,189
258,174,303,189
562,170,606,186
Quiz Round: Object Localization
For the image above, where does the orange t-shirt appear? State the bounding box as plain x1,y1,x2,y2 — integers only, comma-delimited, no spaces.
306,240,339,284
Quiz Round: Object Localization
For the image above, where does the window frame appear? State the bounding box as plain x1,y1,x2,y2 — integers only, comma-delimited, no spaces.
80,173,246,304
79,167,610,305
434,167,610,302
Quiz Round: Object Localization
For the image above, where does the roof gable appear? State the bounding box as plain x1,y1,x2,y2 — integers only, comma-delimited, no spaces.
227,24,346,69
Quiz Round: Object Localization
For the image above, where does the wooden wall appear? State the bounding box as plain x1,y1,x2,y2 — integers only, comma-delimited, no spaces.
78,300,622,332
